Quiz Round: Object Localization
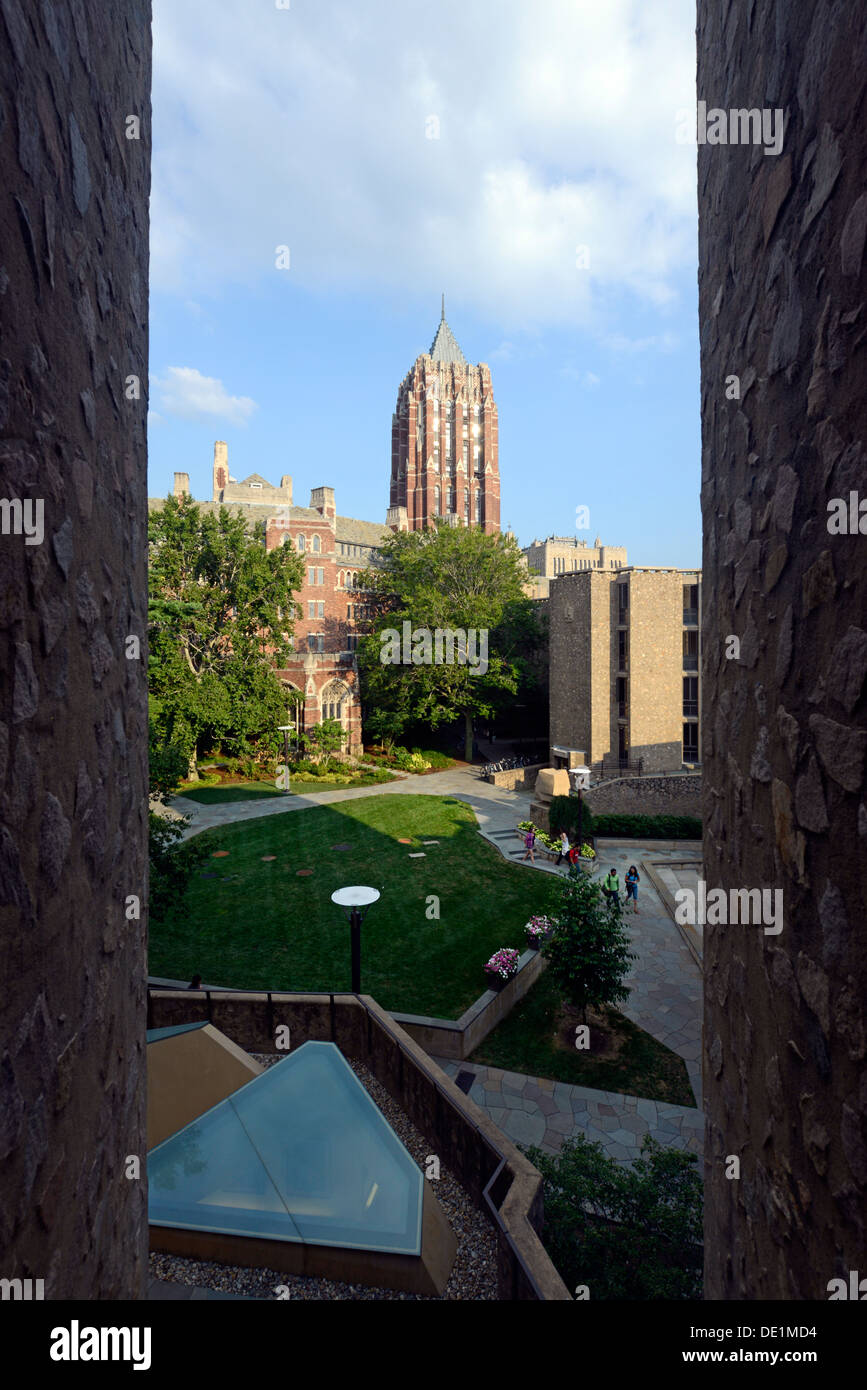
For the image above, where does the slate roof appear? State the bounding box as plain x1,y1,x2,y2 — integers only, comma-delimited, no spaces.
428,300,467,365
335,516,391,547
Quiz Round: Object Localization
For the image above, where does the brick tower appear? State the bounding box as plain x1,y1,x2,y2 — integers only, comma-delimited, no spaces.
390,299,500,533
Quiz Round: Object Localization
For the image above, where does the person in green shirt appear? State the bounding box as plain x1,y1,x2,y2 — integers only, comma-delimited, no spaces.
602,868,620,906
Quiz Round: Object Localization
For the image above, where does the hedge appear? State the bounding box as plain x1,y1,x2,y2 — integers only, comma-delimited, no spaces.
548,797,701,841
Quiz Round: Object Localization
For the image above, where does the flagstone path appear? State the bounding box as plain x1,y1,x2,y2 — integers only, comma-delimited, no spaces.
433,1057,704,1167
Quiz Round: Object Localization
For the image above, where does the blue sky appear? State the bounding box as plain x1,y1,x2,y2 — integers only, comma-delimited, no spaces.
148,0,700,568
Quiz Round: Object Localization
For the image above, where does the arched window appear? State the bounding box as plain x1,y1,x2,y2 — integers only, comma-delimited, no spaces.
474,491,482,523
434,485,441,514
322,681,351,730
338,570,345,588
297,534,306,551
312,535,320,553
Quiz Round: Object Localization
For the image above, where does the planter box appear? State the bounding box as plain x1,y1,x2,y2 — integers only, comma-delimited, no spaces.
485,973,516,993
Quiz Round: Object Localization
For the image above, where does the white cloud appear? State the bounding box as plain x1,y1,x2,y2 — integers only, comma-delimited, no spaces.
151,0,697,327
601,331,679,354
561,367,601,388
154,367,258,425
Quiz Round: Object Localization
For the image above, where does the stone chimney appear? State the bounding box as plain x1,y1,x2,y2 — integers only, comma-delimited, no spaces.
213,441,229,500
173,472,190,499
279,474,293,504
310,486,335,519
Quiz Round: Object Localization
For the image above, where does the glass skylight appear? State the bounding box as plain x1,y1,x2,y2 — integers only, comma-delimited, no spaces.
148,1041,423,1255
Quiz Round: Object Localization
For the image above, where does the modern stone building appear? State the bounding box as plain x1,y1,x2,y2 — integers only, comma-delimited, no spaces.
149,444,391,751
0,0,151,1298
548,566,702,774
389,301,500,534
698,0,867,1300
522,534,628,599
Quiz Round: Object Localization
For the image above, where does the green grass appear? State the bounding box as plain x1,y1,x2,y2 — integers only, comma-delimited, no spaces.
179,782,286,804
469,968,695,1105
150,794,558,1017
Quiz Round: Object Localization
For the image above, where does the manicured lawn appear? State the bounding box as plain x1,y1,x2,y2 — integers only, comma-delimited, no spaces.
470,968,695,1106
179,782,287,804
150,794,559,1017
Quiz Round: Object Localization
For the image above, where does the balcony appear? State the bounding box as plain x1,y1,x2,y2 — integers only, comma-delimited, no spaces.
683,608,698,626
683,700,698,717
683,656,699,671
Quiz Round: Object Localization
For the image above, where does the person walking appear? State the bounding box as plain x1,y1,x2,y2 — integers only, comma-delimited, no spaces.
522,826,536,863
555,830,571,865
625,865,640,914
602,868,620,906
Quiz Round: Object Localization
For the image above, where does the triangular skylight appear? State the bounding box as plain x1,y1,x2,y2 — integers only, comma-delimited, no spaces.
148,1041,423,1256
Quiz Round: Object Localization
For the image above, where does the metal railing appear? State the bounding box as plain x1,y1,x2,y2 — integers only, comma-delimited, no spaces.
598,756,644,780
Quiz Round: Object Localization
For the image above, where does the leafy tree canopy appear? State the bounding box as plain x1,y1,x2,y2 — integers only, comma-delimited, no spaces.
524,1134,703,1299
356,524,541,759
148,495,305,763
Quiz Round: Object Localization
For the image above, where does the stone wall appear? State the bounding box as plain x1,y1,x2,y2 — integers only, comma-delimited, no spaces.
0,1,151,1298
698,0,867,1298
586,773,702,818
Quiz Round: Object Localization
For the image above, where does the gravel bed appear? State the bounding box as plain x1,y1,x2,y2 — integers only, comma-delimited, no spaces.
148,1054,498,1301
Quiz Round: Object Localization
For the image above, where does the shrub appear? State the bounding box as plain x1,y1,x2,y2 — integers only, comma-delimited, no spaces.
523,1133,703,1299
591,813,702,839
548,799,701,841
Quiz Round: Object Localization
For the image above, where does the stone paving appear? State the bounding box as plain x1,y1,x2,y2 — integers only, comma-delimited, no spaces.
433,1058,705,1167
167,765,705,1165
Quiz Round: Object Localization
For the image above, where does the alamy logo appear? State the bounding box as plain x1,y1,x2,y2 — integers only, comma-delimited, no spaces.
0,497,44,546
827,1271,867,1300
676,102,784,155
380,621,488,676
0,1277,44,1299
49,1320,152,1371
827,492,867,534
675,881,783,935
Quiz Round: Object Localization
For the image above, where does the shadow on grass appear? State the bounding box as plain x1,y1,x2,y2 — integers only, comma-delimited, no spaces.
149,793,560,1019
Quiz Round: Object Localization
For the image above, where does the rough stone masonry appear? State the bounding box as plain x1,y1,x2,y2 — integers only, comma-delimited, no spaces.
698,0,867,1298
0,1,152,1297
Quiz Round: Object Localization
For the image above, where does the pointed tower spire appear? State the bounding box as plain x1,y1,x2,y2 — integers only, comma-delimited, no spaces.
429,299,466,364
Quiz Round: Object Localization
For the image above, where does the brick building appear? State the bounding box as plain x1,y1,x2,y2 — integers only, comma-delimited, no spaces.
522,534,628,599
548,566,702,774
150,443,391,753
389,300,500,534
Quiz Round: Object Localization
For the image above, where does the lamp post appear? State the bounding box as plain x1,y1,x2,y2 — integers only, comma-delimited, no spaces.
568,765,591,847
331,886,380,993
276,724,294,794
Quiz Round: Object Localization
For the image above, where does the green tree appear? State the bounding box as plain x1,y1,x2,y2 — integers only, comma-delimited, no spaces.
357,524,539,761
524,1134,703,1299
148,495,305,770
300,717,347,764
543,870,636,1020
148,728,209,929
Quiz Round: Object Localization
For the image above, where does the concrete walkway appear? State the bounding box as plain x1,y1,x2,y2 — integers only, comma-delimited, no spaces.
169,765,534,840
